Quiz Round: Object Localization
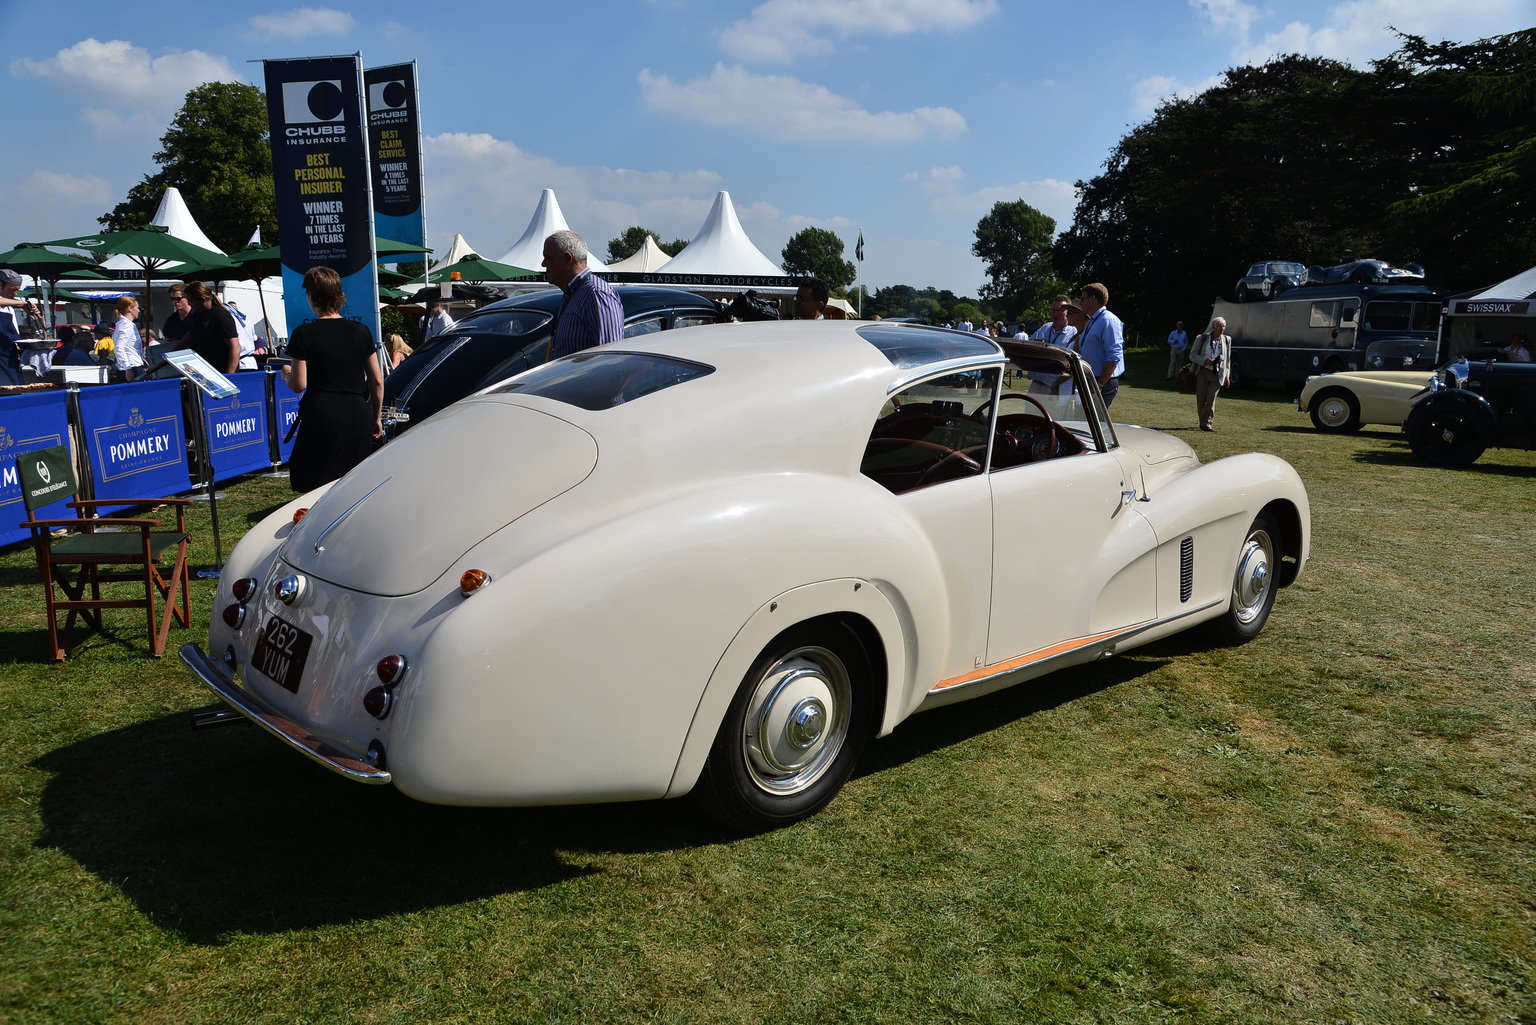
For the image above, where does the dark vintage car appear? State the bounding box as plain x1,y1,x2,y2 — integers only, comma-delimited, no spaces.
1404,358,1536,466
1302,259,1425,288
383,285,727,434
1235,260,1307,302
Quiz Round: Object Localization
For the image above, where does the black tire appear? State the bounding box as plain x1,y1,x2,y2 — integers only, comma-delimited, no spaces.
1321,357,1347,375
1350,267,1373,284
1308,387,1362,433
1235,287,1249,303
695,622,873,832
1406,402,1489,467
1210,513,1281,646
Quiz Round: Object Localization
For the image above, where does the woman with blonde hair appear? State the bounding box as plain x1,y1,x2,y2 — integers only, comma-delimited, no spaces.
1189,316,1233,431
112,296,145,381
280,266,384,492
385,332,412,369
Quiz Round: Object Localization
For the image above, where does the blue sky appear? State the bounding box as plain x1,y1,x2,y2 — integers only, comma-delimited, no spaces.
2,0,1529,296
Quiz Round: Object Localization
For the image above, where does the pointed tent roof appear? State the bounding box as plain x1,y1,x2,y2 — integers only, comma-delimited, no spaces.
495,189,607,272
1465,265,1536,302
101,187,226,271
434,232,479,269
661,191,781,276
605,235,674,273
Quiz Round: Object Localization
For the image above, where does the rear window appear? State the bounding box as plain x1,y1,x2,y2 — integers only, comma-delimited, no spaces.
443,308,551,337
488,350,714,410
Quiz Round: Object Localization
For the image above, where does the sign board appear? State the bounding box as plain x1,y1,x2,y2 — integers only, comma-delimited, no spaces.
365,62,425,251
165,349,239,399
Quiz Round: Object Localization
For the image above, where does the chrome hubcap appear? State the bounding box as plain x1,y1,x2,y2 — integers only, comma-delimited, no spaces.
742,646,850,795
1318,398,1350,427
1232,529,1274,625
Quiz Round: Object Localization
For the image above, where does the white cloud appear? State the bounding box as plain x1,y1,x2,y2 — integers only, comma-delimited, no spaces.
26,169,114,207
11,38,243,120
1189,0,1262,38
907,171,1079,234
1130,73,1226,118
247,7,357,41
720,0,999,63
638,64,966,142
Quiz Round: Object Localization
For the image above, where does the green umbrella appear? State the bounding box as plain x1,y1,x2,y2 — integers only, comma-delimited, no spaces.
23,285,105,303
427,253,537,283
38,225,230,324
0,242,110,332
375,236,432,264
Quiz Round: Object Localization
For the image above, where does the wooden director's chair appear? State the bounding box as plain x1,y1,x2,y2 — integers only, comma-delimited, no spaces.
17,445,193,660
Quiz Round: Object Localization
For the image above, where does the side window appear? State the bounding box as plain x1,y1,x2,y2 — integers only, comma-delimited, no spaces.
860,369,998,495
673,314,719,330
1309,301,1340,329
624,315,665,339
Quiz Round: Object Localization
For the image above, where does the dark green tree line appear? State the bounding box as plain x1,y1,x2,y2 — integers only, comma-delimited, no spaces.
1053,30,1536,334
101,82,277,253
781,227,857,289
606,226,689,262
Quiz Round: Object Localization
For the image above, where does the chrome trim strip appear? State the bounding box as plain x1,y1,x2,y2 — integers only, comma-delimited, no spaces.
178,642,392,784
313,477,391,554
887,356,1007,395
930,600,1223,695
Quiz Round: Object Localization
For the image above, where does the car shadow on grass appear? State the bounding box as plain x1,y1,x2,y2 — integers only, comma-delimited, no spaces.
1352,447,1536,477
29,655,1167,944
30,712,721,945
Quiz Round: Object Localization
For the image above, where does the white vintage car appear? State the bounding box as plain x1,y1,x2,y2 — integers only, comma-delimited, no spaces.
1296,367,1436,433
182,321,1310,830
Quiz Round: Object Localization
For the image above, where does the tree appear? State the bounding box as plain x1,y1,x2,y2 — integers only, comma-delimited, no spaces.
101,82,276,253
607,227,688,261
973,200,1063,319
780,227,856,289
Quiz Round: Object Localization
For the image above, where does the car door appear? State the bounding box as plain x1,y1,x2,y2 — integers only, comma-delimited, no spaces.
983,376,1158,672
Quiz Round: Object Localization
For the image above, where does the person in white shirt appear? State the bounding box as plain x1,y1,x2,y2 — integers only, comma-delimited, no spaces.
421,301,455,342
112,296,146,382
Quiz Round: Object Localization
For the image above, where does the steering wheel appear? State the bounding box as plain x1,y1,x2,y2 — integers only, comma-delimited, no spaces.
864,437,982,487
973,391,1053,422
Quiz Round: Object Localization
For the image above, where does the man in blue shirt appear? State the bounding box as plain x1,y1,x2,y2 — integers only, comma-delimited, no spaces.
1076,282,1125,406
1165,320,1188,380
544,230,623,360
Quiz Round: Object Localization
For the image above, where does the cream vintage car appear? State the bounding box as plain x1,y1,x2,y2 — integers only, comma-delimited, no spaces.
1296,367,1437,432
181,321,1310,831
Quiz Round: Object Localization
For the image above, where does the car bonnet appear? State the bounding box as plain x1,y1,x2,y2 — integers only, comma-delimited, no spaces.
280,401,598,596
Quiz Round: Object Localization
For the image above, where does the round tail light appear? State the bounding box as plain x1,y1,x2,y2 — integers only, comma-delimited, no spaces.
362,686,394,719
221,604,246,629
231,577,258,602
376,654,407,685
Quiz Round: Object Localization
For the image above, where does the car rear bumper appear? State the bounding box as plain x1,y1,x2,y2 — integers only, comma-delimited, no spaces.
179,642,393,785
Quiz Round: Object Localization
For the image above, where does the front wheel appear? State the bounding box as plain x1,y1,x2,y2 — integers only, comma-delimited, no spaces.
1211,514,1281,645
695,623,873,832
1406,403,1488,467
1308,387,1362,432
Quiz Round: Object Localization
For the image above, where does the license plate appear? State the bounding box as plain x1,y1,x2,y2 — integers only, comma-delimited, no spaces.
250,615,314,694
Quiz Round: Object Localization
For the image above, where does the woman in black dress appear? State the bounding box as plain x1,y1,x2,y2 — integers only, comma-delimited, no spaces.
281,266,384,492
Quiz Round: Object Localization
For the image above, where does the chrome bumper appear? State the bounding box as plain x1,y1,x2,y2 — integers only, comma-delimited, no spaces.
178,642,392,785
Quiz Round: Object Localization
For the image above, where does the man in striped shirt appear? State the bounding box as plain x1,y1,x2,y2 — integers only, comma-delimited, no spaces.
543,230,623,359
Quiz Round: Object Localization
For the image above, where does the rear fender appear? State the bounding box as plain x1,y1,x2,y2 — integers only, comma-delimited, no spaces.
665,578,910,799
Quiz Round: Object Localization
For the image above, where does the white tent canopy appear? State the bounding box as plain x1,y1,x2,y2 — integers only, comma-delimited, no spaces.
604,235,673,273
661,191,782,277
434,232,479,269
495,189,608,272
100,187,225,271
1465,265,1536,302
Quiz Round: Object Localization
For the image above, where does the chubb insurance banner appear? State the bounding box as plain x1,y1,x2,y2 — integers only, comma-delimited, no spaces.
365,62,424,251
0,391,73,547
264,55,382,349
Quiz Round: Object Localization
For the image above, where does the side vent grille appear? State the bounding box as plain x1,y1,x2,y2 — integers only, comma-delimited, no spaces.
1179,537,1194,603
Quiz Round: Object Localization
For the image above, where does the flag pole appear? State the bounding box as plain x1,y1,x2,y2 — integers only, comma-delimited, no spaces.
855,227,864,318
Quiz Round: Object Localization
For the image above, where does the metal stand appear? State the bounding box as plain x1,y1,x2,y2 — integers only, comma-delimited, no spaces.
188,384,224,575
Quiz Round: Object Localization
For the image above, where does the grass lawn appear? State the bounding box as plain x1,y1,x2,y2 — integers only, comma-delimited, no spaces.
2,351,1533,1024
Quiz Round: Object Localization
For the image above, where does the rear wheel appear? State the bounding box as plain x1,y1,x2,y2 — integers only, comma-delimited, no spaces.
695,623,873,832
1211,514,1281,645
1309,388,1362,432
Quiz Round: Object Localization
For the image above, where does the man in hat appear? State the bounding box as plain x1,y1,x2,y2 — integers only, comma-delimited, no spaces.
0,268,44,385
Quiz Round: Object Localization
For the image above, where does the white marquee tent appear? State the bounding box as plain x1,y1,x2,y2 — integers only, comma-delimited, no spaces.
604,235,673,273
495,189,608,272
660,191,782,277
